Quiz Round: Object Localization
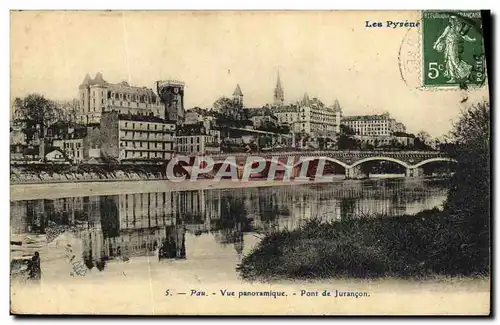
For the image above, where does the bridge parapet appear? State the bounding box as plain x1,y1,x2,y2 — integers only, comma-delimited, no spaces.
209,150,450,167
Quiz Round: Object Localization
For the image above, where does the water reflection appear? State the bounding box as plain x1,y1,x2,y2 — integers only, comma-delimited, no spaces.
10,179,449,275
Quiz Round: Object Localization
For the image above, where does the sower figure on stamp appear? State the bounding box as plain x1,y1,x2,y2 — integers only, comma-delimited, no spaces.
433,15,476,83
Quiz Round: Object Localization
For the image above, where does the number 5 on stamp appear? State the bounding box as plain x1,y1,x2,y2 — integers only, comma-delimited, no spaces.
422,10,486,88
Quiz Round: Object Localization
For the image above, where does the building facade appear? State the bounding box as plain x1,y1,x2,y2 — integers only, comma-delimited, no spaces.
353,135,415,148
78,72,164,125
176,124,220,155
53,138,84,163
100,111,176,161
283,94,342,136
274,105,299,126
341,113,407,137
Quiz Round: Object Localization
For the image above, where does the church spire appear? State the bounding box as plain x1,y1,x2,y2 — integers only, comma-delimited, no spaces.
273,70,284,106
232,84,243,107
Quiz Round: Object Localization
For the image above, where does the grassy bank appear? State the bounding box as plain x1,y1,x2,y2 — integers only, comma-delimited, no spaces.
237,209,490,281
238,101,490,281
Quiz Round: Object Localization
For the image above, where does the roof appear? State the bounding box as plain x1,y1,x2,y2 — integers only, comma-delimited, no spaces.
276,71,282,88
274,105,299,113
332,99,342,113
342,114,391,121
93,72,106,85
80,73,158,98
177,123,208,136
233,84,243,97
79,72,107,89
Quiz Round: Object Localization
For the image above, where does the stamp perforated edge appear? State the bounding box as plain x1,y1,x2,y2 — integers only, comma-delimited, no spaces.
417,10,488,92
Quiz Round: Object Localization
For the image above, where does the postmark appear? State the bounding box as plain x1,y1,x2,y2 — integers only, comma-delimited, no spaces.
421,10,486,89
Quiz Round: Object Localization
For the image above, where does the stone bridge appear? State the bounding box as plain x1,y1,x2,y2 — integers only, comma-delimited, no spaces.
184,150,456,179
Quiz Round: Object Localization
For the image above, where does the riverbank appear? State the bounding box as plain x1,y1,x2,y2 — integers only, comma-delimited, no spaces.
237,209,490,281
10,163,166,185
10,177,447,201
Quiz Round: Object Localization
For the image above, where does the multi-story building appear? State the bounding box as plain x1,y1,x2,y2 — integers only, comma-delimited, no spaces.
100,111,176,161
47,122,101,163
352,135,415,148
274,105,299,126
287,94,342,136
176,124,221,155
342,112,406,137
53,138,84,163
78,72,165,125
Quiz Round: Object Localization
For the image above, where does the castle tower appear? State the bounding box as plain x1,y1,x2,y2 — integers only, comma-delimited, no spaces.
233,84,244,107
156,80,185,122
273,71,284,106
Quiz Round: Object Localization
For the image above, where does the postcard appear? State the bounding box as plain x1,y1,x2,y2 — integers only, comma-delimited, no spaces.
10,10,491,315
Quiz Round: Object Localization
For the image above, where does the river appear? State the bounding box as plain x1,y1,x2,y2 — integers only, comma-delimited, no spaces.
9,178,490,315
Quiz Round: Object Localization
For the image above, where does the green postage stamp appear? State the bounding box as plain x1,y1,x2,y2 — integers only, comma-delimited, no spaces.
422,10,486,88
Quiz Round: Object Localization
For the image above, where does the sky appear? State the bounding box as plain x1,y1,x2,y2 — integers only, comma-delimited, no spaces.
10,10,490,137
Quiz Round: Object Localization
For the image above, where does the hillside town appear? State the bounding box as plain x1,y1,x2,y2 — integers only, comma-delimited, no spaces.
10,71,441,166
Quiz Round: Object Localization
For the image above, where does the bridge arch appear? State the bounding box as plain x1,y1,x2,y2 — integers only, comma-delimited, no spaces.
411,157,457,168
349,156,410,169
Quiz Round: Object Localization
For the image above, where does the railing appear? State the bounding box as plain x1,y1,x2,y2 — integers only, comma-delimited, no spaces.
210,150,446,159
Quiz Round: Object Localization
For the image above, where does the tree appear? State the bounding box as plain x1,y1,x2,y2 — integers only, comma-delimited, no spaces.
213,97,241,120
340,124,356,136
13,94,59,141
416,130,431,144
55,99,80,123
444,100,490,272
338,124,358,150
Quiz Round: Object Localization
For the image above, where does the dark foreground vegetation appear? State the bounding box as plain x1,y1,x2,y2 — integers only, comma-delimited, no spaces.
238,101,490,280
